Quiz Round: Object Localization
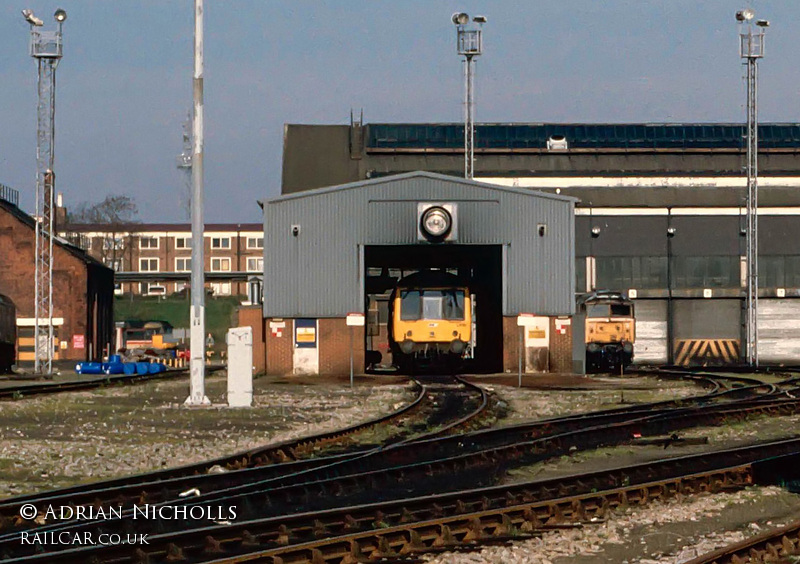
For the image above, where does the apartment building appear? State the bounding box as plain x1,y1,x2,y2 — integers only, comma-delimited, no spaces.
62,223,263,297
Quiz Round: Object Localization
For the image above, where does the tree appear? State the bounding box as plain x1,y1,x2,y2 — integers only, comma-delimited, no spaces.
65,195,139,272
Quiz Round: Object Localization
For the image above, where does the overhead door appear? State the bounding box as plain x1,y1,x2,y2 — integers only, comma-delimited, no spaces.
759,299,800,364
674,299,740,366
633,299,667,364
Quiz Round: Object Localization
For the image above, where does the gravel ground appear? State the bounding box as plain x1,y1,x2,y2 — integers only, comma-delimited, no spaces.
0,373,412,498
422,486,800,564
423,376,800,563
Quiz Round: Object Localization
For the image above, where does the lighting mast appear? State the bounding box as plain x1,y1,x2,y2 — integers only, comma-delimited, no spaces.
23,8,67,374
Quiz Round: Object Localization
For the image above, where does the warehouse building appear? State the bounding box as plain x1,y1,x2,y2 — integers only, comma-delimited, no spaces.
281,121,800,366
0,186,114,363
261,172,576,375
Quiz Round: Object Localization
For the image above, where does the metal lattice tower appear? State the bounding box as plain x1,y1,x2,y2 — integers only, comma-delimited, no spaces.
453,13,485,180
737,10,767,367
24,9,66,374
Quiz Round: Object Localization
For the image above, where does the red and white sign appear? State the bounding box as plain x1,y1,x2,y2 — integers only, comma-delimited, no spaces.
555,318,571,335
72,334,85,349
269,321,286,338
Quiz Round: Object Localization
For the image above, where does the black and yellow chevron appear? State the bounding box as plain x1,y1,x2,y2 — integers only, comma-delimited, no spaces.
674,339,740,367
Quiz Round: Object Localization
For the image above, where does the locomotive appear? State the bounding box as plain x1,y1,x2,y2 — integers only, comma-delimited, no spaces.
577,291,635,372
388,270,472,372
0,294,16,373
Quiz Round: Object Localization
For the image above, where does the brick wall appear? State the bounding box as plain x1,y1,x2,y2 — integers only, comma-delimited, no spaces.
265,318,293,375
0,206,92,361
503,315,574,374
318,318,364,375
549,316,573,373
236,306,266,374
502,316,520,373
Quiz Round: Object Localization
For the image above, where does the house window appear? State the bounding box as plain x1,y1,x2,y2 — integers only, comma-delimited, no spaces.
103,236,125,251
246,257,263,272
175,236,192,249
139,236,159,249
175,257,192,272
246,237,264,249
139,258,159,272
211,257,231,272
211,237,231,249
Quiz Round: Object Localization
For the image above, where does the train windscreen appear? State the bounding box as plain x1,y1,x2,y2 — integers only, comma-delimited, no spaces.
400,289,466,320
587,303,631,317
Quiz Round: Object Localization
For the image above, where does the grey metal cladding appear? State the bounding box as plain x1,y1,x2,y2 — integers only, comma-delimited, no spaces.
263,172,575,318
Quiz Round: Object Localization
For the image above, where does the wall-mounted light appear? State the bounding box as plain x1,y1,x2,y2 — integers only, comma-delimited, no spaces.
591,226,601,238
667,226,677,238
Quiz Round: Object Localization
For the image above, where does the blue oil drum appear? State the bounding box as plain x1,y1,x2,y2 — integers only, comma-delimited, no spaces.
75,362,103,374
122,363,136,375
135,362,150,375
103,362,125,375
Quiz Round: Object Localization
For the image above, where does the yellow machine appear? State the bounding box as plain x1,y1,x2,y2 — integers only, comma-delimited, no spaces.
388,270,471,372
578,291,635,372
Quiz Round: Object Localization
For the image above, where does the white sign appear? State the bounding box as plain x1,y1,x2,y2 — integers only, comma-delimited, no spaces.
516,313,536,327
346,313,365,327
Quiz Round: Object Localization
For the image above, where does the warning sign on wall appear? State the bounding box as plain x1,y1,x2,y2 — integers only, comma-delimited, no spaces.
72,334,85,349
269,321,286,338
295,319,317,348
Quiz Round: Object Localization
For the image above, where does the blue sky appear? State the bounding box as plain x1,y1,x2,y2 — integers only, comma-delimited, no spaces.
0,1,797,223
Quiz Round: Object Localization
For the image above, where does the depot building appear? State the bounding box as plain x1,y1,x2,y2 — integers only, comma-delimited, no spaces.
258,171,576,375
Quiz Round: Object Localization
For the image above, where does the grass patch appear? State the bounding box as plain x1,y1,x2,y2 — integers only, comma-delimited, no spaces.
114,295,242,351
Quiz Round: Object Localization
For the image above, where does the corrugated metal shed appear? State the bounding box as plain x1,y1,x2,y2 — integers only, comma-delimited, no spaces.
262,172,575,318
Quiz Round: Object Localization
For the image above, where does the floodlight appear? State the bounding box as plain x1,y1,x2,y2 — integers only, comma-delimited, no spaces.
591,226,601,238
667,226,677,238
452,12,469,25
54,9,67,22
21,9,44,26
735,8,755,22
473,15,487,23
756,19,770,27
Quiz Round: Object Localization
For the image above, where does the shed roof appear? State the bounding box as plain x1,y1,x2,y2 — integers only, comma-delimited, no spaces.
264,171,578,205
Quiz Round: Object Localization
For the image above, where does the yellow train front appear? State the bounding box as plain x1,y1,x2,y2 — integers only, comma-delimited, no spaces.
388,271,472,372
578,291,635,372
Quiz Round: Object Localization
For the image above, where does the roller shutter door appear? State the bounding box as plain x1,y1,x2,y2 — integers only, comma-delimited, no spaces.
633,299,667,364
674,299,740,366
759,299,800,364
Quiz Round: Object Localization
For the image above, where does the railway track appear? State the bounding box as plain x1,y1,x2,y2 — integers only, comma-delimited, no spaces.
0,375,490,533
0,371,747,536
4,384,800,561
0,368,191,400
9,436,800,563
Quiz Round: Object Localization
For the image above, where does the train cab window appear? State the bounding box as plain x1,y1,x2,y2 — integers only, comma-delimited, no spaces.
400,289,465,320
611,304,631,316
587,304,631,317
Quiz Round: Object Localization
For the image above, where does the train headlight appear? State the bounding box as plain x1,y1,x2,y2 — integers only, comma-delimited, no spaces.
406,330,413,337
450,340,466,354
400,339,414,354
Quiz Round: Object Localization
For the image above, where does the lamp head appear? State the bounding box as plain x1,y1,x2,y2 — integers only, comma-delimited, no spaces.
473,15,487,24
21,9,44,26
591,226,601,238
54,9,67,22
452,12,469,25
736,8,755,22
756,19,770,27
667,226,677,238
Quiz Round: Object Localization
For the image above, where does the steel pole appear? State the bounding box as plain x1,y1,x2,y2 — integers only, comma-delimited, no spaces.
186,0,209,405
349,326,354,390
518,325,522,388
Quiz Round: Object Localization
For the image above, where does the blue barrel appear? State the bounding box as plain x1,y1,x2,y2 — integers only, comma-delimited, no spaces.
135,362,150,375
75,362,103,375
148,363,166,374
109,355,122,364
122,363,136,375
103,363,124,375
